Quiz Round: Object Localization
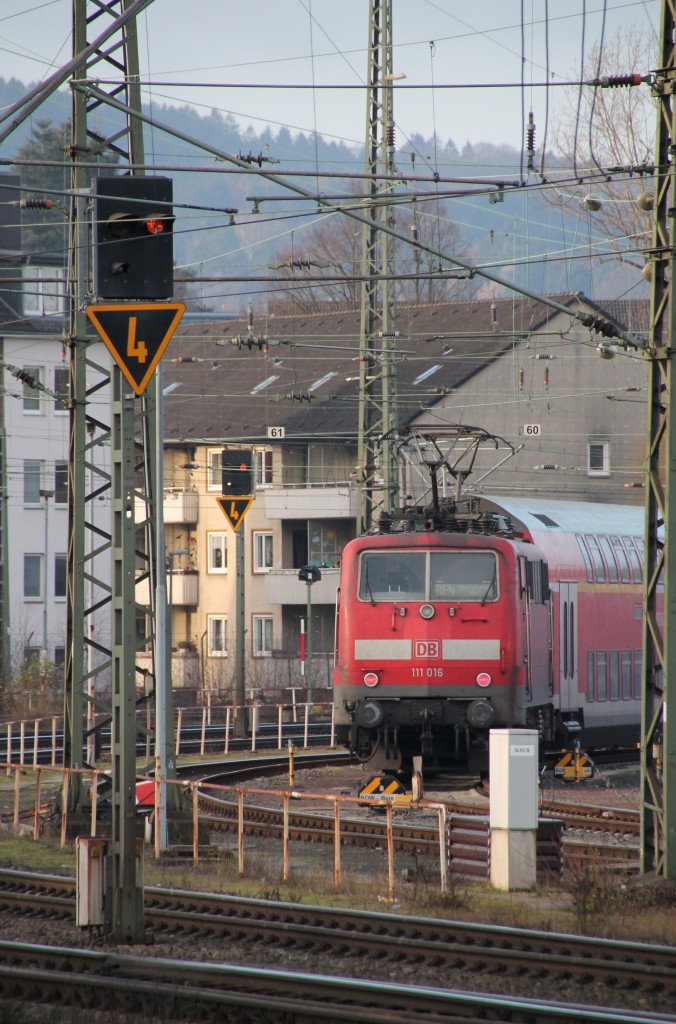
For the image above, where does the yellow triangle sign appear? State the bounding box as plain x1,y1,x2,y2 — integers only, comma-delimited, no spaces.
216,496,253,531
86,302,185,395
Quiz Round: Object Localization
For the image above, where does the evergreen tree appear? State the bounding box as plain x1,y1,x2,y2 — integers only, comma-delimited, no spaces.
12,119,71,260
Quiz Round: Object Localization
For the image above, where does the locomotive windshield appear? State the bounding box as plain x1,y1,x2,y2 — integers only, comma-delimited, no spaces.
358,550,498,602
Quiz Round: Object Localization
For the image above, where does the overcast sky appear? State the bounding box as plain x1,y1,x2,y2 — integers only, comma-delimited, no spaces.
0,1,660,152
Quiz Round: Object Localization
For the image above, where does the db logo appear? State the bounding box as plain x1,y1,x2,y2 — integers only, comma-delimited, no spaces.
414,640,440,659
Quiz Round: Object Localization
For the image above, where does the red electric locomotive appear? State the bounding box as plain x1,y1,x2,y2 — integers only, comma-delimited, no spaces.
333,494,645,771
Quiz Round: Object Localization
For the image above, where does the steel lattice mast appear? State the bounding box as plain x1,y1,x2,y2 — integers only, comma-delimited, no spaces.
356,0,399,534
640,0,676,879
67,0,164,939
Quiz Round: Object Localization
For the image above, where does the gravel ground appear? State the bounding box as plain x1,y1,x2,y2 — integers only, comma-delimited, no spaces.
1,761,675,1022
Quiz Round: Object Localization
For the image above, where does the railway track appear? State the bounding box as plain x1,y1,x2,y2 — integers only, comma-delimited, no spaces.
196,791,640,874
0,869,673,1021
2,939,672,1024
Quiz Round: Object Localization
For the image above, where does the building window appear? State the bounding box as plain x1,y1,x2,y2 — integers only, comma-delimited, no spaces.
24,460,43,505
207,615,228,656
54,553,67,598
54,366,69,413
308,521,352,568
207,448,223,491
255,448,273,487
23,266,66,316
588,440,610,476
54,646,66,667
23,646,41,664
22,367,42,413
253,531,273,572
24,554,42,599
253,615,273,657
207,533,228,573
54,461,68,505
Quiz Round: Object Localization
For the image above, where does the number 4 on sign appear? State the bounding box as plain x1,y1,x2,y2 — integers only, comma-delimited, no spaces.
127,317,148,364
216,496,253,531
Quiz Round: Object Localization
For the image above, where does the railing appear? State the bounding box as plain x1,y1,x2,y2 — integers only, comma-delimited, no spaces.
0,762,450,899
1,702,336,768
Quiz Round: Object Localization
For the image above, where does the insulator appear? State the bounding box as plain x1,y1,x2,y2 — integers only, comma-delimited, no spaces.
526,112,536,171
247,304,254,332
177,356,196,363
14,369,35,385
410,223,419,240
534,353,553,360
637,190,654,212
538,464,559,470
598,74,643,88
519,367,524,391
581,314,619,339
583,194,603,212
386,122,396,152
543,367,549,390
19,198,53,210
490,302,498,324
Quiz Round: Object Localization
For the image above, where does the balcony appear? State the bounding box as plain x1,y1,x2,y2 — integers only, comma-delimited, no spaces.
264,568,340,605
135,570,199,607
264,486,355,520
135,488,199,525
164,488,199,523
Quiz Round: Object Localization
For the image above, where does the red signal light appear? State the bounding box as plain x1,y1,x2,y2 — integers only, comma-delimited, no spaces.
145,216,167,235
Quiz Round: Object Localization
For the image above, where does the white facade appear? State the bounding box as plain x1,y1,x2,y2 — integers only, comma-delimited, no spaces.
2,330,112,672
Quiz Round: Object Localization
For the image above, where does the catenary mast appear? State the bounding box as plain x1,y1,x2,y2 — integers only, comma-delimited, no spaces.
357,0,399,534
640,0,676,878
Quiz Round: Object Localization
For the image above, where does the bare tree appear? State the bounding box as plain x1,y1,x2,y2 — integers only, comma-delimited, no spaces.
549,25,657,265
269,190,474,313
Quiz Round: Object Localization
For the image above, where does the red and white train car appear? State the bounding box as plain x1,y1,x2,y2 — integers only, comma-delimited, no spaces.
333,496,645,771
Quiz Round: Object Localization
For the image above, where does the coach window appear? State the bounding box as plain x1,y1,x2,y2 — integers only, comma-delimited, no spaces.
585,535,606,582
622,538,643,583
621,650,632,700
599,538,619,583
587,651,595,702
576,536,594,583
596,651,608,701
634,649,642,699
610,537,631,582
609,650,620,700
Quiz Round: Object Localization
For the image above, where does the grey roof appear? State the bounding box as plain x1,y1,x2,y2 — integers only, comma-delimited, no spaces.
161,294,649,446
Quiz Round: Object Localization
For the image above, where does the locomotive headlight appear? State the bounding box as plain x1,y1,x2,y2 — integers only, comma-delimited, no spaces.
419,604,435,619
363,671,379,687
476,672,492,688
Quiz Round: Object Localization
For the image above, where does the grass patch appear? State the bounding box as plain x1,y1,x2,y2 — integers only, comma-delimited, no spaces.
1,828,675,946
